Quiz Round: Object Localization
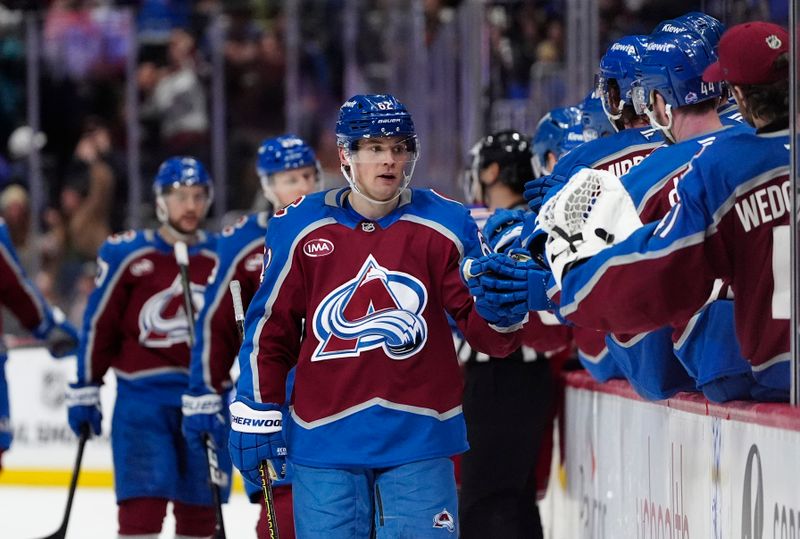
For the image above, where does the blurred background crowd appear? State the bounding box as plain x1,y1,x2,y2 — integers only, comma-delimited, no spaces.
0,0,788,338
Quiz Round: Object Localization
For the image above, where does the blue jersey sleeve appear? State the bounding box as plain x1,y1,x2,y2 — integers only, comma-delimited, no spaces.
78,231,148,385
237,199,320,405
189,214,267,394
0,220,54,336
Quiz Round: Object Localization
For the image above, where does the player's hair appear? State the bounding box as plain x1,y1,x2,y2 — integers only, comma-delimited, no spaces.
736,53,789,124
677,98,718,116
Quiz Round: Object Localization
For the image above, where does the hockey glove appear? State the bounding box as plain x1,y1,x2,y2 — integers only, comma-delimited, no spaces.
182,391,227,453
483,209,527,254
65,383,102,437
474,295,529,332
229,397,287,487
476,250,553,313
34,308,79,359
462,254,529,331
45,321,80,359
524,174,565,214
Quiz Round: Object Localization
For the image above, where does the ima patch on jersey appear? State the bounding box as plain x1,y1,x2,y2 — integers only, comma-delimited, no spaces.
311,254,428,361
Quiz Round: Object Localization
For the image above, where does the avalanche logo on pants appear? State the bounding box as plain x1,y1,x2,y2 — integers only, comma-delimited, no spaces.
432,509,455,532
312,254,428,361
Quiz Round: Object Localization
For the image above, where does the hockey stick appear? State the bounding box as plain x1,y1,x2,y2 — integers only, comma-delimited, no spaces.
229,279,281,539
36,424,89,539
174,241,227,539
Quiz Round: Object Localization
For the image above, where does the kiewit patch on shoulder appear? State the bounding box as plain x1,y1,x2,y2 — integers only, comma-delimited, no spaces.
303,238,334,257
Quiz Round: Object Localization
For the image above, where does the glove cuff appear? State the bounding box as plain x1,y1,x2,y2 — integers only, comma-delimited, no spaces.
182,393,223,416
65,384,100,407
32,313,56,341
230,400,282,434
489,312,529,333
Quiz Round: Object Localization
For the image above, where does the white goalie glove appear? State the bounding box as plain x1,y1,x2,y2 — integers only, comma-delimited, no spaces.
538,168,643,287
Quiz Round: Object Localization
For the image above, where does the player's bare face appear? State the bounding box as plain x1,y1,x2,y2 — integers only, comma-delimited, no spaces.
163,184,209,234
272,165,318,207
350,137,414,202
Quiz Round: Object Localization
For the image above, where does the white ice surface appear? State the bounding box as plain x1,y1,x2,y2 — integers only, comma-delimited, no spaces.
0,486,260,538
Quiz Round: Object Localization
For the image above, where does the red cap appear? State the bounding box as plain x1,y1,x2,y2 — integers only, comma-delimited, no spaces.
703,22,789,85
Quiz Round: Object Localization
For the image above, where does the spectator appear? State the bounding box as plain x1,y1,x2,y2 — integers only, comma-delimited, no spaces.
140,28,209,162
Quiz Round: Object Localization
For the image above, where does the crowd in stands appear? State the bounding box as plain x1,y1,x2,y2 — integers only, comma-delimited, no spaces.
0,0,790,362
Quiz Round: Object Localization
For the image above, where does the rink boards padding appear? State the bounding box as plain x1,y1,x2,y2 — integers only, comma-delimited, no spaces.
538,369,800,538
0,346,247,492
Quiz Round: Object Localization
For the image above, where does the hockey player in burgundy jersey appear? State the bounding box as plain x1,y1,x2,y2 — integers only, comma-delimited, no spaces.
66,157,221,538
550,22,791,401
182,134,320,539
522,35,661,383
228,94,524,538
0,219,79,470
589,29,755,400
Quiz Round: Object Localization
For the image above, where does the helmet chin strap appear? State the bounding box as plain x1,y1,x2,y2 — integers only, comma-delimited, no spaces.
260,182,280,209
601,98,623,133
340,161,411,206
645,103,676,143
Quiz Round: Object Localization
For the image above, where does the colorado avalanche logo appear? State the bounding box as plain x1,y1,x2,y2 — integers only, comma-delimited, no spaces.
432,509,455,532
312,254,428,361
139,275,205,347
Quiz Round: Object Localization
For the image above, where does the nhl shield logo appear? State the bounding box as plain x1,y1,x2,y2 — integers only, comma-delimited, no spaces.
432,509,455,533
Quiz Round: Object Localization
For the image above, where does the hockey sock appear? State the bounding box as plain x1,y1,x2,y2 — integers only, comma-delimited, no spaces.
173,501,216,538
118,497,167,535
256,485,296,539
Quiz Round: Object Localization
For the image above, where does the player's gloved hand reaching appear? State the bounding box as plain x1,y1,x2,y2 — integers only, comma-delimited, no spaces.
228,396,287,487
45,322,80,359
34,308,80,359
483,209,527,254
474,249,553,313
182,391,227,452
523,174,566,214
460,254,529,330
66,382,103,437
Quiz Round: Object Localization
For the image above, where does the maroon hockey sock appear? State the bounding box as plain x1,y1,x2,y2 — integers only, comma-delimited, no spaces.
118,497,167,535
256,485,296,539
173,501,216,537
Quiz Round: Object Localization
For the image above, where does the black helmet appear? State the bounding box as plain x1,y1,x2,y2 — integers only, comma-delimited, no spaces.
470,130,535,198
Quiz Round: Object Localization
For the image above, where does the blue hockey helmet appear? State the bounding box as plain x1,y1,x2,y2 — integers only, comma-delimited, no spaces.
631,31,723,141
153,156,213,198
532,106,583,177
336,94,417,151
652,12,725,54
153,156,213,224
256,134,320,207
257,134,318,177
580,89,616,140
597,35,650,127
335,94,419,204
